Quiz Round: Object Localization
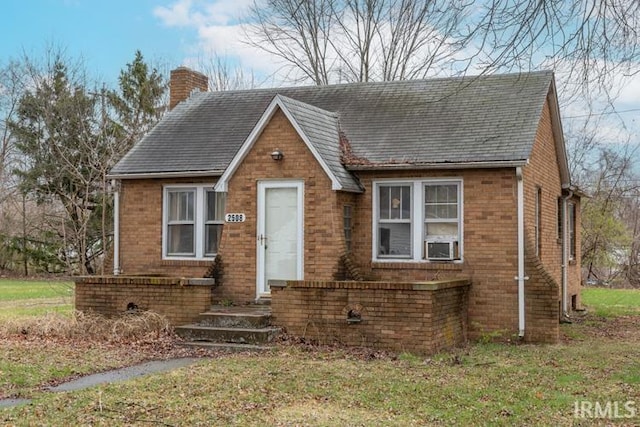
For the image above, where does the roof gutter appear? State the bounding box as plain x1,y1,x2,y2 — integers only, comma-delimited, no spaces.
346,160,528,171
106,170,224,180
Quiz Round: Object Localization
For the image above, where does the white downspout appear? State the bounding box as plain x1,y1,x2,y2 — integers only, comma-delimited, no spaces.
112,179,120,275
561,190,573,317
516,167,527,338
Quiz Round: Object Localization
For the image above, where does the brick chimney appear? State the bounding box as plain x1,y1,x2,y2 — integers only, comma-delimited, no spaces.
169,66,208,110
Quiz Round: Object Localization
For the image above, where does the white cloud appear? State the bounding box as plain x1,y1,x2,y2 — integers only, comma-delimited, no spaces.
612,72,640,108
202,0,253,25
195,23,282,74
153,0,283,80
154,0,199,27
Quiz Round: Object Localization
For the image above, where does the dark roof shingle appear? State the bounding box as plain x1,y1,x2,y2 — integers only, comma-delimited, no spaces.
110,71,554,184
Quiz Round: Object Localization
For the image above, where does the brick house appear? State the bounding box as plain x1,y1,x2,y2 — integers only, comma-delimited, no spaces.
81,67,581,349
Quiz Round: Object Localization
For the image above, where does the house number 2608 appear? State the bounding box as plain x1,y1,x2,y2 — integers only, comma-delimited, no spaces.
225,213,246,223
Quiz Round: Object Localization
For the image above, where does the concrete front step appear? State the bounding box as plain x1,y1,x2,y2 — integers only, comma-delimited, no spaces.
198,311,271,328
174,325,280,344
179,341,274,353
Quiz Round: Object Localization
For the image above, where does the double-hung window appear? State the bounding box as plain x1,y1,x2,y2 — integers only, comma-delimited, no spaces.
377,184,412,257
374,180,462,262
167,189,196,256
424,183,461,260
163,185,225,259
204,190,225,256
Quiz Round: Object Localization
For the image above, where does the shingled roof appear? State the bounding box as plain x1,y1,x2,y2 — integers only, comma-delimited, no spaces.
110,71,562,189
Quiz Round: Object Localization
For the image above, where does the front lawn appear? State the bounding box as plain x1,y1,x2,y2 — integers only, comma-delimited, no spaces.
0,279,73,319
0,279,73,301
581,287,640,317
0,284,638,425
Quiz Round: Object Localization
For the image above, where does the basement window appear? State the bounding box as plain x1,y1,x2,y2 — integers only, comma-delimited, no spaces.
163,184,225,259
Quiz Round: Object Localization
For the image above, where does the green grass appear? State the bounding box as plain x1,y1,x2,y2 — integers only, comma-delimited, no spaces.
0,279,73,301
0,283,638,425
2,338,639,426
0,279,73,318
0,340,156,400
582,287,640,317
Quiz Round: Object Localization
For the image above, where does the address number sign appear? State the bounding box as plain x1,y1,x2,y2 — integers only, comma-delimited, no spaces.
225,213,246,223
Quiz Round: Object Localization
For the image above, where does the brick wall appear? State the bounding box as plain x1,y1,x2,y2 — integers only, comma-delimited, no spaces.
271,279,470,355
524,235,560,343
118,177,215,278
351,168,520,339
75,276,214,325
524,99,582,311
217,109,347,303
112,97,573,343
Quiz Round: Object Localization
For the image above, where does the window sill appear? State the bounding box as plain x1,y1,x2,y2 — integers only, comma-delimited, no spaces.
161,258,215,267
371,261,463,271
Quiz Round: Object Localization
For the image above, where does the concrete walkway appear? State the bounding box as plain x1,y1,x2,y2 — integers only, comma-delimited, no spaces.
0,357,202,409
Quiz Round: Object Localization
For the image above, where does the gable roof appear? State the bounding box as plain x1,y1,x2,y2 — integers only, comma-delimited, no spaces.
216,95,362,192
109,71,568,187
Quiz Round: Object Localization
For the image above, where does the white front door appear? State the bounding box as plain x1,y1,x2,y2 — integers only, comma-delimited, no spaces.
257,181,304,297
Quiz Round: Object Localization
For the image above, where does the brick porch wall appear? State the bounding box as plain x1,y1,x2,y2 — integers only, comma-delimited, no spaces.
75,276,214,325
271,279,470,355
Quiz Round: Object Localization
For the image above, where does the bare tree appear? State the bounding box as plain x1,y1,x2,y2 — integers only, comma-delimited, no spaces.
245,0,473,84
197,52,257,91
0,60,27,202
469,0,640,88
246,0,337,84
578,144,640,285
245,0,640,90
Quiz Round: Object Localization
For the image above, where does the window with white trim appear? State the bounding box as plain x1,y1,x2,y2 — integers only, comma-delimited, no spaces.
204,190,226,256
374,180,462,261
568,201,576,260
424,183,461,260
377,184,412,257
163,185,226,259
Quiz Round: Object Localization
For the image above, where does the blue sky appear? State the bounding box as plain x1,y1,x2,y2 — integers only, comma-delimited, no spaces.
2,0,197,84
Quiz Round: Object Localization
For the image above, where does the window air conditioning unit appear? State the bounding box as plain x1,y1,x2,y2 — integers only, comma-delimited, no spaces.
426,240,456,261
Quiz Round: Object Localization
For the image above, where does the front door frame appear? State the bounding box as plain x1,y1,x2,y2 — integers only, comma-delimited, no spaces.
256,180,304,299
